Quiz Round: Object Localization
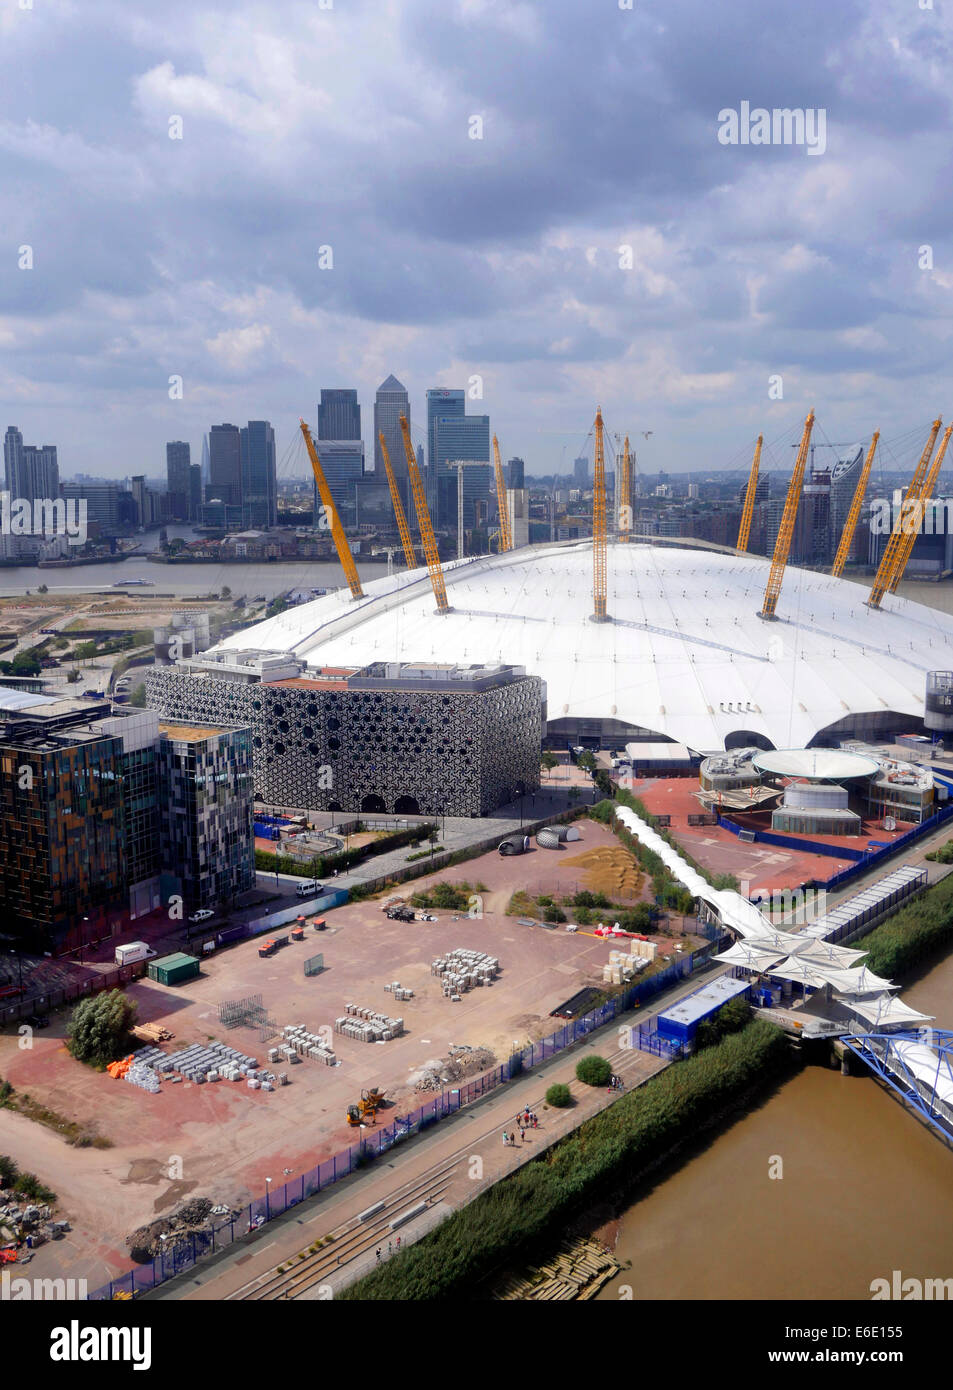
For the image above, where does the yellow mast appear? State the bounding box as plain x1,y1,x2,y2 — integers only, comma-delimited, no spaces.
399,415,449,613
492,435,512,552
888,423,952,594
378,431,418,571
592,409,608,620
760,411,814,619
299,419,363,599
868,417,942,609
737,434,763,552
618,435,632,543
831,432,879,578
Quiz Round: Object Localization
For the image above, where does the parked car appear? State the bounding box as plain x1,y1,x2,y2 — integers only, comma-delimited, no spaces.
189,909,214,923
25,1013,49,1029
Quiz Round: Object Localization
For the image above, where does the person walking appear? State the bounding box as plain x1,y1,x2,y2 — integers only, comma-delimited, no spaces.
533,1112,538,1129
387,1240,392,1258
396,1236,401,1251
520,1125,525,1143
503,1130,509,1147
376,1248,382,1264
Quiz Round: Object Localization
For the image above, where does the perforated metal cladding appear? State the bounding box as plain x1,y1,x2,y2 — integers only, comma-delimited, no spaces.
147,668,542,816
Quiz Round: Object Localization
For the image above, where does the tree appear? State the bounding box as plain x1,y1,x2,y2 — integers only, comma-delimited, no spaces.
37,584,48,594
73,641,99,662
575,1054,611,1087
66,669,81,684
67,989,138,1068
220,585,231,600
577,751,596,773
129,683,147,707
540,751,558,777
545,1083,571,1108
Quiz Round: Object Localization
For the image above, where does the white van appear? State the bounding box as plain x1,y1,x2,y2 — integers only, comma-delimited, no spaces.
296,879,321,897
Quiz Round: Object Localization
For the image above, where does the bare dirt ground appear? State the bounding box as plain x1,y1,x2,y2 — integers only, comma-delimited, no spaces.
0,819,647,1287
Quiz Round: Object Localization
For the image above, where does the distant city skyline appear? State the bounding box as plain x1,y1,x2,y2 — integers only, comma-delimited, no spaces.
2,6,944,486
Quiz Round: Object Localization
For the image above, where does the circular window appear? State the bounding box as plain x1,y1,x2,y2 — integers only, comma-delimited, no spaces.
252,700,262,712
273,704,285,718
253,736,262,748
274,741,286,756
278,719,290,733
303,725,314,739
309,743,321,756
329,737,340,751
328,716,340,731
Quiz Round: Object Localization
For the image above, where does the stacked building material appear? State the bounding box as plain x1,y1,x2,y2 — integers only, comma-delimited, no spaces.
601,949,649,986
384,982,414,1001
279,1023,337,1065
431,948,500,998
123,1061,161,1094
334,1006,404,1043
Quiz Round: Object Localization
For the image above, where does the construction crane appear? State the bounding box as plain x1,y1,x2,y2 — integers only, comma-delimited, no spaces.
831,432,879,578
592,409,608,621
888,423,953,594
867,418,942,610
760,411,815,619
492,435,512,552
736,434,763,552
399,414,450,614
299,420,364,599
618,435,632,542
377,431,418,571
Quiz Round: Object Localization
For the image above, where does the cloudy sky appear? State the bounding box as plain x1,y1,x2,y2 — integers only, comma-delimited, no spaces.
1,0,952,482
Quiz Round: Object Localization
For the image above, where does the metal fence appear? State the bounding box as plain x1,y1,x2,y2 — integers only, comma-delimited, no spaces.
87,947,700,1300
0,961,148,1027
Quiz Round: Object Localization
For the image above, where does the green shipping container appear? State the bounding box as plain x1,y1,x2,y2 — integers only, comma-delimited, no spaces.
147,952,200,986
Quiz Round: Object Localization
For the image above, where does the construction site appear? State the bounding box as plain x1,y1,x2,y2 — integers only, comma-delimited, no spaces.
0,813,704,1293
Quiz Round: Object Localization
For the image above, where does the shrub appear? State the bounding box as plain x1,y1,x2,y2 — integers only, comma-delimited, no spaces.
544,905,567,924
0,1153,19,1185
67,989,138,1068
575,1055,612,1087
545,1083,572,1108
12,1171,56,1203
694,996,751,1051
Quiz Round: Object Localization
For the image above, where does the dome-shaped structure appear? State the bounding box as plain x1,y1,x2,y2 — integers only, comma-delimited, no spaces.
218,539,952,751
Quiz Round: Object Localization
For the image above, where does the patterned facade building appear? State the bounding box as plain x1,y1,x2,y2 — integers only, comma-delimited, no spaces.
146,655,544,817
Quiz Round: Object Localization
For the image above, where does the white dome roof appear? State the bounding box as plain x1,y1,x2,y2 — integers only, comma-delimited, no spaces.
218,540,953,751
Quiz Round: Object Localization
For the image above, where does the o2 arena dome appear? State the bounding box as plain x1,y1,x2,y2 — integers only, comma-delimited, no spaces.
216,539,953,751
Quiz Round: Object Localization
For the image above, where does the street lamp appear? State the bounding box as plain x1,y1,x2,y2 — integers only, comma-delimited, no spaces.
265,1176,272,1220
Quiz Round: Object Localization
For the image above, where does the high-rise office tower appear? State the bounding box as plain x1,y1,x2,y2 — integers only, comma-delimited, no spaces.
311,441,365,527
208,424,242,505
426,388,465,519
318,389,361,441
374,376,410,504
188,464,202,521
508,457,525,489
432,411,491,530
573,456,589,490
239,420,277,528
166,441,191,520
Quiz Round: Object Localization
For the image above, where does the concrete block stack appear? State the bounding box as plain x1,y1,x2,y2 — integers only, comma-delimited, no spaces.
334,1005,405,1042
124,1060,161,1094
602,949,650,985
279,1023,337,1065
384,982,415,1001
432,948,500,998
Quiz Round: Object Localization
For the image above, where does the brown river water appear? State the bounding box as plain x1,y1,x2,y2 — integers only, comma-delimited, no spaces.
597,947,953,1301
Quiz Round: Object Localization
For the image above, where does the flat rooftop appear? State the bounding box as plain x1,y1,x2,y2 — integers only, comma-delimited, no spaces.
159,722,230,743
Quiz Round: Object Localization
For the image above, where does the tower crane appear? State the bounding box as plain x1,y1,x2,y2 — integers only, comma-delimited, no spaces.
592,409,608,621
377,431,418,571
888,423,953,594
492,435,512,552
399,414,450,614
867,418,942,610
299,420,364,599
760,411,815,619
736,434,763,553
618,435,632,542
831,432,879,578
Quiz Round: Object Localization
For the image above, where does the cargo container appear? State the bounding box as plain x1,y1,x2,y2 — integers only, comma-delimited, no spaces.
114,942,157,966
147,953,200,987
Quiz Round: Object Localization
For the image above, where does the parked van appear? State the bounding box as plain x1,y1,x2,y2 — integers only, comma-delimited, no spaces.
296,879,321,898
114,942,157,966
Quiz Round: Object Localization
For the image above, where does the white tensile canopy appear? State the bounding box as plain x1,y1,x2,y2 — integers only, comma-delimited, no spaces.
715,941,787,973
845,994,935,1029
